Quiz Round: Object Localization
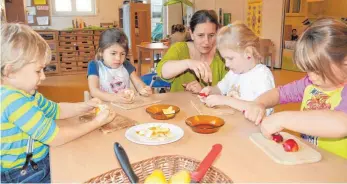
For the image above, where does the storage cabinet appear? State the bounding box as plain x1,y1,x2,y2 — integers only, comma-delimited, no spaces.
36,29,104,76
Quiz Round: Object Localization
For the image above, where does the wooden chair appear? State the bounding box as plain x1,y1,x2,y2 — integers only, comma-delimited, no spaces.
127,49,140,74
259,39,276,70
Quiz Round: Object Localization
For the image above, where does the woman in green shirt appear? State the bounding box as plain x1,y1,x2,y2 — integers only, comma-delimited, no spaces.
157,10,227,93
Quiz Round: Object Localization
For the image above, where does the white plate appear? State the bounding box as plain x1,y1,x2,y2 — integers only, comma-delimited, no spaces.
125,123,184,145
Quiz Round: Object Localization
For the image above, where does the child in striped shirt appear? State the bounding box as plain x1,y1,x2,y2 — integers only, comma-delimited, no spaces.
0,23,116,183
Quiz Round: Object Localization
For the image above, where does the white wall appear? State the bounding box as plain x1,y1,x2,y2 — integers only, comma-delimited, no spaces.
167,3,183,34
262,0,284,68
194,0,247,23
47,0,123,30
193,0,284,68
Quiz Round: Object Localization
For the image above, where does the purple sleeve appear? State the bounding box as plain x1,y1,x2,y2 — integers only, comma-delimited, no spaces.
278,76,312,104
335,85,347,114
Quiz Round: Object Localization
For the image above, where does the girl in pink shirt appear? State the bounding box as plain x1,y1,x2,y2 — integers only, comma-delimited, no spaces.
244,18,347,159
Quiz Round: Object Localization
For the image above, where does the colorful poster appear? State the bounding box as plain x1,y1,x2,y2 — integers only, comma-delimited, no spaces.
27,7,36,15
27,15,34,24
34,0,46,5
247,0,262,36
26,0,32,6
37,6,49,10
37,16,49,25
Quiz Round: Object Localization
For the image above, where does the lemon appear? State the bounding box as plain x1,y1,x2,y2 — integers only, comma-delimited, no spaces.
169,170,191,184
144,169,167,184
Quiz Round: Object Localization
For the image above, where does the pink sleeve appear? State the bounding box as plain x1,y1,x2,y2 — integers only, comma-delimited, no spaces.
335,85,347,114
278,76,312,104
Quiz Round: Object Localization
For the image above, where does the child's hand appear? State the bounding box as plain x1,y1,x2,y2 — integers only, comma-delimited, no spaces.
81,98,102,112
204,95,226,107
260,114,284,139
139,86,152,97
113,89,135,104
199,86,212,96
93,105,116,125
244,102,266,125
182,80,202,94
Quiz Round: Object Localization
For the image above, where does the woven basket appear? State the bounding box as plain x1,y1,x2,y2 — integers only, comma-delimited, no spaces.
86,155,232,183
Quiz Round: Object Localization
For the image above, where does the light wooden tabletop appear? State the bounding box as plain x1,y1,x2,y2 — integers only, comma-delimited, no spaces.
50,92,347,183
136,42,169,50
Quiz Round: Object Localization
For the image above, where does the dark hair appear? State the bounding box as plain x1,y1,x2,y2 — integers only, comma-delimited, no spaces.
97,28,129,60
292,29,297,32
189,10,219,32
171,24,176,34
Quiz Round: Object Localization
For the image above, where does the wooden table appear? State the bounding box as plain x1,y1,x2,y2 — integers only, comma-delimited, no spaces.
136,43,168,76
50,92,347,183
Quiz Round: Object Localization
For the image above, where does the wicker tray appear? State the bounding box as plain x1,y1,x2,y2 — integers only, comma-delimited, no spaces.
86,155,232,183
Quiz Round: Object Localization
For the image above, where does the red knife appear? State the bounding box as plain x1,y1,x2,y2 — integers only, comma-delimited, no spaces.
190,144,223,183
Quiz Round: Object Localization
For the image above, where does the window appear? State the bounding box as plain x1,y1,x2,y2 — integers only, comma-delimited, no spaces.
151,0,163,41
285,0,302,15
52,0,96,16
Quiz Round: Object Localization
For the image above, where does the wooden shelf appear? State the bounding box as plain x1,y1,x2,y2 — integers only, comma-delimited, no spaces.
36,29,104,76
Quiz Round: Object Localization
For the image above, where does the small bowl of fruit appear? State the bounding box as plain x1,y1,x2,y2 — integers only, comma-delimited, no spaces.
185,115,225,134
146,104,180,120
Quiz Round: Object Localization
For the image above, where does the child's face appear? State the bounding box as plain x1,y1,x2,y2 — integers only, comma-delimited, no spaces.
219,48,253,74
7,61,46,95
292,30,297,35
307,66,347,90
101,44,127,69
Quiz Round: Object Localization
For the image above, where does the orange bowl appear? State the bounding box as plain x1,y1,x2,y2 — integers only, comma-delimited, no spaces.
146,104,180,120
185,115,225,134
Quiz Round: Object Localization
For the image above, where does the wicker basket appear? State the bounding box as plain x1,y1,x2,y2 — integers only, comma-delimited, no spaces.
86,155,232,183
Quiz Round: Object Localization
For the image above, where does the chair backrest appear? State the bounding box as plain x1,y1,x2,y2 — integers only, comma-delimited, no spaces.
259,39,274,56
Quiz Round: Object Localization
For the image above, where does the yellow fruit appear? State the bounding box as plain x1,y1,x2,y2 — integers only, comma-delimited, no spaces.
144,169,167,184
95,107,100,115
95,104,107,115
169,170,191,184
163,106,175,115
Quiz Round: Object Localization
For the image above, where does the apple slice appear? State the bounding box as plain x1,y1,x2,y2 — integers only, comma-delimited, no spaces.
199,93,208,97
272,133,283,143
283,139,299,152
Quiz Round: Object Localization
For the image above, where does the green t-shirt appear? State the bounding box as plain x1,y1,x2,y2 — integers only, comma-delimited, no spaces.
156,42,227,92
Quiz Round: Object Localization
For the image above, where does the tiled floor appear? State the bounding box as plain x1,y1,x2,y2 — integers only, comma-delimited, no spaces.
38,67,306,112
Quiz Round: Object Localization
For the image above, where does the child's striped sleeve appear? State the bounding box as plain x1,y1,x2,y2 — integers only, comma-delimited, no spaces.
5,93,59,144
35,92,60,119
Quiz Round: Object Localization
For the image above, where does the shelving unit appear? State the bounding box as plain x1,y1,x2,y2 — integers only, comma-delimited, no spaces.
36,29,103,76
36,30,60,76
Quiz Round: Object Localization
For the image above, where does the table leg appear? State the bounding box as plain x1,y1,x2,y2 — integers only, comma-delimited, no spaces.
137,49,142,76
150,50,154,73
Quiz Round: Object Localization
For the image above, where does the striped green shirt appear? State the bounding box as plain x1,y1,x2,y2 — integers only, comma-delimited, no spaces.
1,85,60,171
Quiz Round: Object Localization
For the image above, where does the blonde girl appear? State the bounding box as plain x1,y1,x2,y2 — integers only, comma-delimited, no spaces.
200,22,275,115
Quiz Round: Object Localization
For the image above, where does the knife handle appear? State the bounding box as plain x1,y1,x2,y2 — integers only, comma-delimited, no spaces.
191,144,222,182
114,142,139,183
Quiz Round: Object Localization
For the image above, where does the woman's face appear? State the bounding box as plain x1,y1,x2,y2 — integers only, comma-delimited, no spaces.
190,22,217,54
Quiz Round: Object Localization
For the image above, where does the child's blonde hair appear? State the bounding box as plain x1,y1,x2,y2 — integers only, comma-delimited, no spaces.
294,18,347,85
217,22,262,61
1,23,51,76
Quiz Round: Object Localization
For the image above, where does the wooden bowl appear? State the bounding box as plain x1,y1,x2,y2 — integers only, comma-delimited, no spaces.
146,104,180,120
185,115,225,134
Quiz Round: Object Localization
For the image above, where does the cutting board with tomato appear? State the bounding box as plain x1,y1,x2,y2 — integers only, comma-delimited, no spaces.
249,132,322,165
